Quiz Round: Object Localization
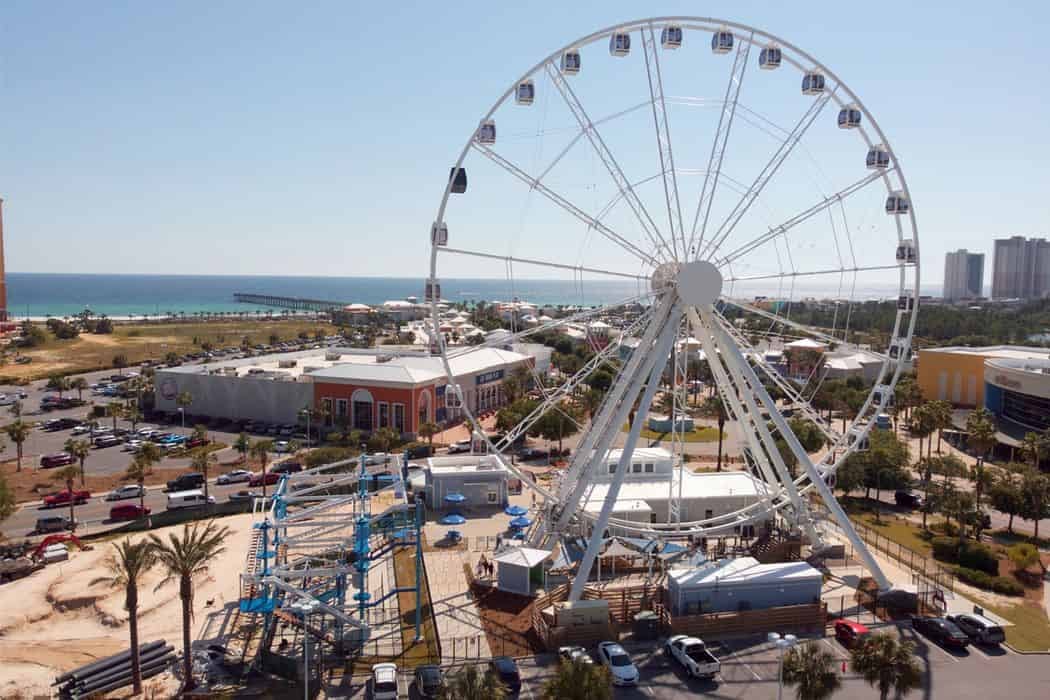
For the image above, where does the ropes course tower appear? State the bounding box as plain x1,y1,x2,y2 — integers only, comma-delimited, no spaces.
427,17,919,599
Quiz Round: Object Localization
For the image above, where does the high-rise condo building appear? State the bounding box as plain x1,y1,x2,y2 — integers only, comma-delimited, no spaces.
992,236,1050,299
943,249,984,300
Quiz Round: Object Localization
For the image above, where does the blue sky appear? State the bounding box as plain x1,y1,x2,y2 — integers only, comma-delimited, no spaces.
1,0,1048,290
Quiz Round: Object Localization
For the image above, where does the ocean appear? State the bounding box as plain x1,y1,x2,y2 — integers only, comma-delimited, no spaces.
5,272,940,319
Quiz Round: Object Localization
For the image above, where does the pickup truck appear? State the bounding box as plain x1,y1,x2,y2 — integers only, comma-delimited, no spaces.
44,490,91,508
664,635,720,680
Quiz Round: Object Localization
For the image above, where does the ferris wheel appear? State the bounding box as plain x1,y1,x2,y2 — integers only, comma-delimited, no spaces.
427,17,919,596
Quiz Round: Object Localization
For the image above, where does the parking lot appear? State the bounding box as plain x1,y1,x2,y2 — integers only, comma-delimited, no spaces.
322,621,1050,699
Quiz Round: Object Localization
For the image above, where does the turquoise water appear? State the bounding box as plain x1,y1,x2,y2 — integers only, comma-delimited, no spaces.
6,273,643,318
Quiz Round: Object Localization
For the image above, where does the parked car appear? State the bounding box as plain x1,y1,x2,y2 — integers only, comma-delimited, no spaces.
446,440,472,454
166,473,205,492
371,662,400,700
273,440,291,453
43,417,79,431
217,469,252,485
558,645,594,665
270,462,302,475
104,485,144,501
109,504,150,521
664,635,720,679
249,472,280,487
70,424,92,435
598,641,639,686
227,490,261,503
185,437,208,449
488,656,521,694
413,664,444,698
364,453,392,466
166,490,215,510
40,453,75,468
833,619,871,648
35,516,74,533
517,447,550,462
911,616,970,648
946,613,1006,645
93,435,122,448
44,490,91,508
123,439,145,452
894,490,923,508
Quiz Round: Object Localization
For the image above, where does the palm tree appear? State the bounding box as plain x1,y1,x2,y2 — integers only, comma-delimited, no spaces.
1019,430,1048,474
438,663,506,700
418,421,439,451
540,659,611,700
70,376,88,402
782,642,841,700
969,459,994,539
929,400,953,453
372,426,401,455
108,402,125,432
124,456,153,516
190,450,217,506
124,403,143,431
175,391,193,427
64,438,92,485
700,395,727,471
251,440,273,501
850,632,922,700
191,423,209,445
234,432,251,464
4,420,31,472
51,464,82,530
92,539,156,695
965,407,997,467
47,374,71,398
149,521,230,691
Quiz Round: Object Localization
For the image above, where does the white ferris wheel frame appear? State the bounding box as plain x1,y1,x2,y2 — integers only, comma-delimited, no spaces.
427,17,921,594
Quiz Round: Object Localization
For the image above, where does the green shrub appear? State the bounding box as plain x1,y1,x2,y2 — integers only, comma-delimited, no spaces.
931,537,958,562
954,566,992,588
958,541,999,575
990,576,1024,596
302,446,357,469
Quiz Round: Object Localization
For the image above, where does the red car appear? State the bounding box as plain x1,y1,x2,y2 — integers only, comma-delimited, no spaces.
185,437,209,448
249,471,279,487
834,619,871,648
40,453,75,468
109,504,151,521
44,490,91,508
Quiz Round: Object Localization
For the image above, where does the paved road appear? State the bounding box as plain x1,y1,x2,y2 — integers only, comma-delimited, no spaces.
320,624,1050,699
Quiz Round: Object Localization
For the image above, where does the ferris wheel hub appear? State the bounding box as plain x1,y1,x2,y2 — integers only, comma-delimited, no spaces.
675,260,723,306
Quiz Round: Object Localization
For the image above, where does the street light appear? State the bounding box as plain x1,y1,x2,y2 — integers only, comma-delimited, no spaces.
290,599,320,700
767,632,797,700
178,407,185,429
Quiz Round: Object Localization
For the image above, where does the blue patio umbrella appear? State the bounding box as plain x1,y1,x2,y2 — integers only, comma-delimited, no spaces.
509,515,532,529
440,513,466,525
444,492,467,504
504,505,528,516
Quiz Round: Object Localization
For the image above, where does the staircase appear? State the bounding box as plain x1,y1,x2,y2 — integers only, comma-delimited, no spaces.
749,528,801,564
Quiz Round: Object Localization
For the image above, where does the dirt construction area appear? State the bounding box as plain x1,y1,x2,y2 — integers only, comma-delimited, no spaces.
0,513,252,697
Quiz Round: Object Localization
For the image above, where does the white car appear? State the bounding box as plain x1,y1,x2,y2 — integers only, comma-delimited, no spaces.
446,440,472,454
371,662,400,700
558,645,594,665
217,469,252,485
664,635,720,680
137,426,158,436
273,440,291,453
123,439,144,452
597,641,639,686
70,425,92,435
105,484,144,501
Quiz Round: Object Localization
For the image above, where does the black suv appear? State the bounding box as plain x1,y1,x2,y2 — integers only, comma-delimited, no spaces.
894,490,923,508
271,462,303,475
166,472,206,491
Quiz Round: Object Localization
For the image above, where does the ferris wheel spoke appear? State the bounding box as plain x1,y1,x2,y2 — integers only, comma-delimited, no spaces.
641,24,684,261
688,32,752,259
714,168,891,268
700,90,835,262
543,62,672,262
436,246,651,282
725,262,900,285
471,142,659,267
535,99,654,184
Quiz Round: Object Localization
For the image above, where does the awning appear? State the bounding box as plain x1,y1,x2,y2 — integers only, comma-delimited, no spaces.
493,546,551,569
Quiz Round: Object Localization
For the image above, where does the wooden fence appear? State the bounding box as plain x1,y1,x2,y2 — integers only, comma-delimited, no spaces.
580,583,666,625
662,602,826,639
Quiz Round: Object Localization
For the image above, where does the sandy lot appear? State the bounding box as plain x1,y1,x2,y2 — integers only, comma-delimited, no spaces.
0,513,252,697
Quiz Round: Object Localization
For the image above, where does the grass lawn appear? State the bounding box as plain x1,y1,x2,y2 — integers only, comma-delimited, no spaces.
839,496,935,556
392,543,441,668
982,601,1050,652
2,319,332,381
623,424,723,443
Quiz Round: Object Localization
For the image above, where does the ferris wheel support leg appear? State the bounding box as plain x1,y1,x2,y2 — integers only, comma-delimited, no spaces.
701,308,893,591
554,295,676,532
568,303,682,603
693,307,819,544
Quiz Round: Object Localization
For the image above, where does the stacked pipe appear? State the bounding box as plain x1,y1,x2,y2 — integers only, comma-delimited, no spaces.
53,640,176,699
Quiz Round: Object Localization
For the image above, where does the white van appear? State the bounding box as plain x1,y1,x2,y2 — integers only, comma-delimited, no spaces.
166,490,215,510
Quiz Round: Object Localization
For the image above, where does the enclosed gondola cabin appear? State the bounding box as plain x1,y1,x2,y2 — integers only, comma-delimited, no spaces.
847,428,870,452
561,50,581,75
711,28,733,54
661,25,683,49
873,384,895,409
866,144,891,170
448,167,468,194
475,120,496,145
431,221,448,247
897,294,915,312
888,339,911,362
838,104,862,129
801,72,825,95
885,191,909,215
425,279,441,303
609,32,631,57
895,239,916,264
759,45,782,69
515,80,535,105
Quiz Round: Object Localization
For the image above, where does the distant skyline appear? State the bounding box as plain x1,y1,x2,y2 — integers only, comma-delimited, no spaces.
2,1,1049,284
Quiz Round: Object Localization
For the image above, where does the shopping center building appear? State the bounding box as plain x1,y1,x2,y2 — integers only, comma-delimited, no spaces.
917,345,1050,432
